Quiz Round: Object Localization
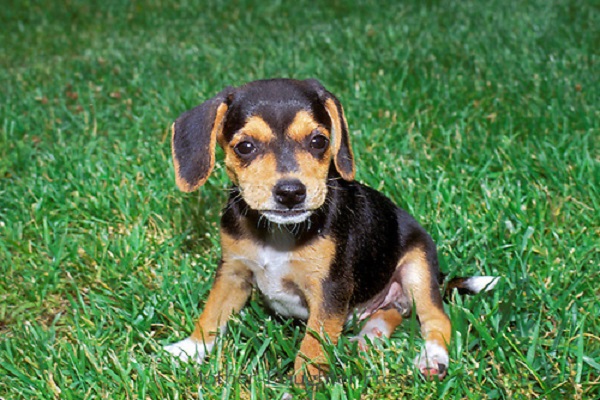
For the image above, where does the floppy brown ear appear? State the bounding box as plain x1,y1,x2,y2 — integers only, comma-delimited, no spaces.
304,79,355,181
171,89,232,192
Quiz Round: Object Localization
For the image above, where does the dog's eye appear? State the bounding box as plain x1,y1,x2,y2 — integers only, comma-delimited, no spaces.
310,135,329,150
234,141,256,156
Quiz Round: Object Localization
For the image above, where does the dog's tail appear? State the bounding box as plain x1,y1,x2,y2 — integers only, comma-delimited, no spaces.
444,276,499,297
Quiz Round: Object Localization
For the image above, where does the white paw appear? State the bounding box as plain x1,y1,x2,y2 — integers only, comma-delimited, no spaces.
350,317,391,350
414,342,449,379
163,337,212,364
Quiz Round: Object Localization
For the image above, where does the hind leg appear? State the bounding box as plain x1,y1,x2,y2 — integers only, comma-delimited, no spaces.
400,248,451,379
351,308,404,350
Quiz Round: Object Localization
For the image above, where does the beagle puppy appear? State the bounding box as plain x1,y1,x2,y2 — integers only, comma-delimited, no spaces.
164,78,497,382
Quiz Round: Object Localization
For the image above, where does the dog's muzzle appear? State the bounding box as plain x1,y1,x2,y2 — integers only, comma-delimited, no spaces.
273,179,306,209
261,179,311,224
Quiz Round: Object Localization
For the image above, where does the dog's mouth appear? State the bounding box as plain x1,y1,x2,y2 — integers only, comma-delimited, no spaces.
260,209,312,224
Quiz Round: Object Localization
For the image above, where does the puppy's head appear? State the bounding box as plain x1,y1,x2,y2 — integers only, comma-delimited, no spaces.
172,79,354,224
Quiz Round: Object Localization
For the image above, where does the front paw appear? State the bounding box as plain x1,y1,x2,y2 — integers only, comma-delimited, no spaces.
163,337,212,364
293,360,327,386
414,341,449,380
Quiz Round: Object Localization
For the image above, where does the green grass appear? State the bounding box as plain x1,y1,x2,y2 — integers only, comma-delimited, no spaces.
0,0,598,398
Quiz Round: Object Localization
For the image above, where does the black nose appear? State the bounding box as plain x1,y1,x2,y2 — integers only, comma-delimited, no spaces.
273,179,307,209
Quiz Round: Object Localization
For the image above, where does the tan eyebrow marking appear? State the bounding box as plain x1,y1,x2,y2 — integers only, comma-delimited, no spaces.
286,110,328,142
238,116,274,143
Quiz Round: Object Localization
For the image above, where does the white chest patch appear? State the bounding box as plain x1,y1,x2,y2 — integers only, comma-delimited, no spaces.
233,245,309,320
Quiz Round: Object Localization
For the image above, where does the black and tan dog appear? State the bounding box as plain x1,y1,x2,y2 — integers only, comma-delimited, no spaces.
164,78,497,381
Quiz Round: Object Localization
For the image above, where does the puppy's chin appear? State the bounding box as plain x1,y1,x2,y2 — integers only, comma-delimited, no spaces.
261,210,312,225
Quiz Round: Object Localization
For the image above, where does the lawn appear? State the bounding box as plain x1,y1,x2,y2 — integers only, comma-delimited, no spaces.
0,0,598,398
